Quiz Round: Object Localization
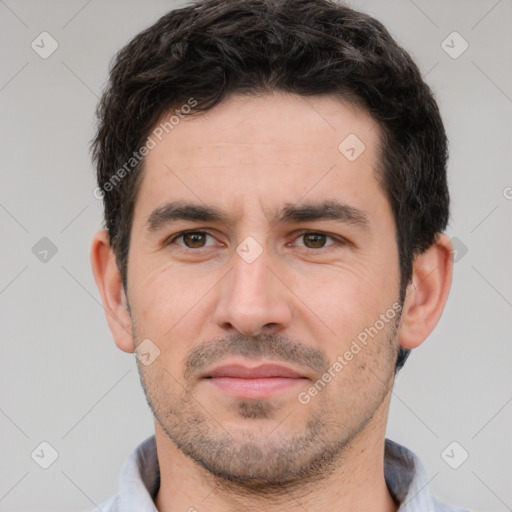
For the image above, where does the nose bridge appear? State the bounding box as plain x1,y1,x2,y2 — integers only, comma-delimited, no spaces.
214,240,292,335
232,243,271,295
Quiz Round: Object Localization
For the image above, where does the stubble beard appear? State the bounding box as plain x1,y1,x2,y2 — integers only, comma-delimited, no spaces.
135,317,400,491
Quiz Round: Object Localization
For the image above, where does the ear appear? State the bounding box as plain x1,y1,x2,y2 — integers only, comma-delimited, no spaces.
398,233,453,350
90,229,135,353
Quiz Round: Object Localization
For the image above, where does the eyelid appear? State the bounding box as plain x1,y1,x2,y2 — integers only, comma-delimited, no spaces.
165,228,350,250
166,229,219,248
289,229,347,249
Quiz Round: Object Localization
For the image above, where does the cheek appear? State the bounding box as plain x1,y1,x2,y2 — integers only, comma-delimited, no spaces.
287,265,400,388
133,262,206,316
290,264,395,336
328,317,398,394
129,265,213,365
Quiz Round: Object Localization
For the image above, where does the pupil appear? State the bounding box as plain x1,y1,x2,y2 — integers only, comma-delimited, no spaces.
305,233,325,248
185,233,205,248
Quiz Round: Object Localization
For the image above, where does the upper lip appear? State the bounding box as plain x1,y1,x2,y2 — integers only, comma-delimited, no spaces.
202,363,307,379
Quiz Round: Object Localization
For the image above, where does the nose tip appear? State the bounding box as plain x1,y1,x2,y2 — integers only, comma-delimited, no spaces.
227,319,280,338
219,297,288,337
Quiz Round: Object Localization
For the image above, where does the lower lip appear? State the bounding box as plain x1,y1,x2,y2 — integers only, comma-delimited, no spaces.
204,377,307,399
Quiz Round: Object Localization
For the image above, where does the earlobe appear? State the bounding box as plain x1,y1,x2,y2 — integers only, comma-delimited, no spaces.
90,229,135,353
398,234,453,350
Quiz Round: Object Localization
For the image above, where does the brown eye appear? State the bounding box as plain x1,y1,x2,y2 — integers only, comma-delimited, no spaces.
170,231,215,249
182,232,208,248
291,232,339,250
302,233,327,248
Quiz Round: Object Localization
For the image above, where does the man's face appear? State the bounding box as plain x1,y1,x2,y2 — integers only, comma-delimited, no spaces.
127,92,402,483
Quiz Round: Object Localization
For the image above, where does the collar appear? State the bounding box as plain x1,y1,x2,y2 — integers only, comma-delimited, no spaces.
108,435,465,511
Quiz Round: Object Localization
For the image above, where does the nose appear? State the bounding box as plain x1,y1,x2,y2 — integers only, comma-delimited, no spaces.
213,246,292,337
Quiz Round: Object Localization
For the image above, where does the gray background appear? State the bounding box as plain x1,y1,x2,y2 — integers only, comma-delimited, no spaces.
1,0,511,511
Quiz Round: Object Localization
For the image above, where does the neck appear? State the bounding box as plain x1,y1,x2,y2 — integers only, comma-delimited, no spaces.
153,397,398,512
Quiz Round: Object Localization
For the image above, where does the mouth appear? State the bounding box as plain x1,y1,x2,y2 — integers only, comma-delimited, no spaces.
201,362,310,399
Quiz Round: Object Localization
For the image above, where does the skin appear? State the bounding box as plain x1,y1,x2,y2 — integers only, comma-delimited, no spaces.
91,91,453,512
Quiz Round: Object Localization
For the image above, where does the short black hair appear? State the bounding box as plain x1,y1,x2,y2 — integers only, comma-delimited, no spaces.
91,0,449,372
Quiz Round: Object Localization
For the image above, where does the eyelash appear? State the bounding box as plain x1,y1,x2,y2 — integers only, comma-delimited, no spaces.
165,229,347,251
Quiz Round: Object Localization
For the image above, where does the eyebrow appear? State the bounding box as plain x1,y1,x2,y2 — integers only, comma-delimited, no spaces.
144,200,370,233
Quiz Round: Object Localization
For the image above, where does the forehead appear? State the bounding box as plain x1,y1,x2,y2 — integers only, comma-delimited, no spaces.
133,92,386,226
156,92,378,164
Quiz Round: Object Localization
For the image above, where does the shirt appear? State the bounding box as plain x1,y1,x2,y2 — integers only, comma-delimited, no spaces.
97,435,470,512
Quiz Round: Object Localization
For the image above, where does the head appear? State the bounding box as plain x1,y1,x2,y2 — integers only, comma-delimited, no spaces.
91,0,453,487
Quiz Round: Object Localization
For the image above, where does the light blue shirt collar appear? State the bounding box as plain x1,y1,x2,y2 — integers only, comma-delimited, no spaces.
98,435,469,511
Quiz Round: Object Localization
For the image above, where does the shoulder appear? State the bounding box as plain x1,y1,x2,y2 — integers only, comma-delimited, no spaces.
431,496,472,512
91,494,119,512
385,439,471,512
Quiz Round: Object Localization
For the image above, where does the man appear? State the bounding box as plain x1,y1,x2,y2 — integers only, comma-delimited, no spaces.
89,0,469,510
